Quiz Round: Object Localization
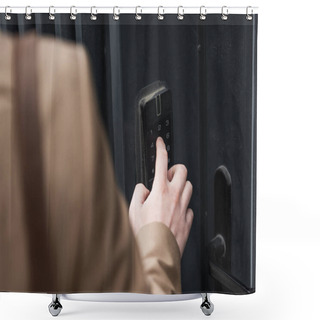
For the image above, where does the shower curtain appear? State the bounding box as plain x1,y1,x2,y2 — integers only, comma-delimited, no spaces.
0,7,258,295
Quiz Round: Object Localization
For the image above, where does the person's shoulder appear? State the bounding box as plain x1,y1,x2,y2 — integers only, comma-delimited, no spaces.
32,31,90,87
0,31,14,66
0,31,17,53
34,31,88,64
0,30,89,71
36,32,85,53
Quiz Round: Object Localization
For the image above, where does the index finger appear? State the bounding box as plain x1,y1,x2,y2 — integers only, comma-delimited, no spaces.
154,137,168,185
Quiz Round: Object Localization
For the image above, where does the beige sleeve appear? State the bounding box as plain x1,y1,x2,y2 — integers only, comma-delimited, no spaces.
136,222,182,294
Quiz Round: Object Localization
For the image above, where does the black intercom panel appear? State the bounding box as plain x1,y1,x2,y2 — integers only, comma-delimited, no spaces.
135,81,173,190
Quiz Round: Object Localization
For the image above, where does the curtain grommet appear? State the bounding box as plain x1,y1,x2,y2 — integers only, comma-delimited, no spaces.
157,6,164,20
5,6,12,21
135,6,142,21
221,6,228,21
25,6,32,21
113,6,120,21
246,6,253,21
177,6,184,20
49,6,55,21
200,6,207,20
90,6,97,21
70,6,77,21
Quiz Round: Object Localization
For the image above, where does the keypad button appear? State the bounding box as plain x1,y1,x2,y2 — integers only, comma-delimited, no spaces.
145,115,172,189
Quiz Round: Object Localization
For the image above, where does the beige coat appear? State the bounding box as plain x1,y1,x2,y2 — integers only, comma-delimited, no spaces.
0,31,181,294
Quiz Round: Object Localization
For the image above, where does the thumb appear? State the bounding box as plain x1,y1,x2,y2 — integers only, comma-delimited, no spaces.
131,183,150,206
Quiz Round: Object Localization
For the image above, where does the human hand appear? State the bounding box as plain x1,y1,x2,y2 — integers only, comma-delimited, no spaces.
129,137,194,256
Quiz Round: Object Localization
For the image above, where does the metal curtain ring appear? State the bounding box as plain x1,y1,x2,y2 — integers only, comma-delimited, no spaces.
157,6,164,20
177,6,184,20
135,6,142,20
5,6,12,21
113,6,120,20
246,6,253,21
200,6,207,20
70,6,77,20
25,6,32,20
49,6,55,21
90,6,97,21
221,6,228,21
